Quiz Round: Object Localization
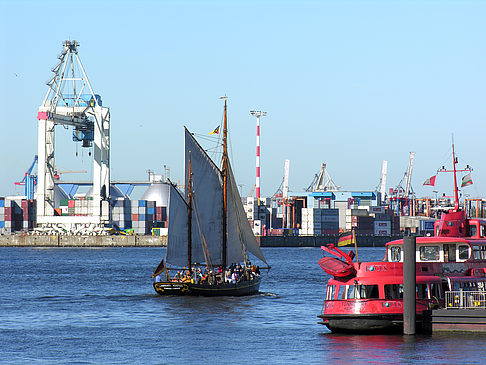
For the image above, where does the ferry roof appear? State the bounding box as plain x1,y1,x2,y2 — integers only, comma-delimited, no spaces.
385,236,474,246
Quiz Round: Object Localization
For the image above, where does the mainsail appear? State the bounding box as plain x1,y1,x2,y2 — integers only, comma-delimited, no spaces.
180,127,267,267
184,128,224,266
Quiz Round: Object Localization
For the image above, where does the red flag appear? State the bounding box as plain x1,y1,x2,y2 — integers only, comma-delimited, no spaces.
423,175,436,186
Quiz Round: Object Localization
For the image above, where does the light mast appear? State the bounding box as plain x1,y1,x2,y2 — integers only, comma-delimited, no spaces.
250,110,266,205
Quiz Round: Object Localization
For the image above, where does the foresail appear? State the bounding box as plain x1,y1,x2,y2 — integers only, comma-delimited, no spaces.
185,128,224,266
166,183,189,267
227,161,268,264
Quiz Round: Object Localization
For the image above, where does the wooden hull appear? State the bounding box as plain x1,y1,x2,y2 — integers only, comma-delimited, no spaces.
153,276,262,296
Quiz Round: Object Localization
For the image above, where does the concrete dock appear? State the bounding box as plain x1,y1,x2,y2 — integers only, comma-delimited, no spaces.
0,235,167,247
0,234,402,247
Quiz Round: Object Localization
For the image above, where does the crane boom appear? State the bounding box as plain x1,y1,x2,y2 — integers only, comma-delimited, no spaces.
283,160,290,199
379,160,388,201
404,152,415,197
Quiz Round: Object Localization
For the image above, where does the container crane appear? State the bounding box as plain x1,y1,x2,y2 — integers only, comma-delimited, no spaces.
376,160,388,204
35,40,110,231
282,159,290,228
390,152,415,215
306,163,340,192
14,155,38,199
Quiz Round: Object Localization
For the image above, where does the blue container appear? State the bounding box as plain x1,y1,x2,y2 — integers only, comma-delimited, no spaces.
147,207,155,215
0,198,4,208
0,221,4,228
139,214,146,221
138,200,147,208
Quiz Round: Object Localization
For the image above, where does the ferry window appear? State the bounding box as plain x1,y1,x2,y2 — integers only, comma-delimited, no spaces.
470,224,477,237
327,285,335,300
384,284,403,299
481,225,486,238
338,285,345,299
416,284,429,299
444,244,456,262
457,281,476,291
458,245,469,260
430,283,442,299
348,285,379,299
390,247,401,262
419,246,440,261
472,245,486,260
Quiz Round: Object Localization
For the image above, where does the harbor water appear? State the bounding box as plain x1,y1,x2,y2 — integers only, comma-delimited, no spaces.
1,246,485,364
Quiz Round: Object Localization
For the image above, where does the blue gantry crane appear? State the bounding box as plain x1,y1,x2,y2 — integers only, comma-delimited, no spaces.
14,155,38,200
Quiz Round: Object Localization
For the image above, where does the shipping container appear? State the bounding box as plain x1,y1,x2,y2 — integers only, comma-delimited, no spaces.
374,220,391,229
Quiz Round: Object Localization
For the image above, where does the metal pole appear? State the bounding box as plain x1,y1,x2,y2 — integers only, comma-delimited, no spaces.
403,235,416,335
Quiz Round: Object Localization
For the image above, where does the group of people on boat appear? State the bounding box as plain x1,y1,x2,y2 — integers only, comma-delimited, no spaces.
154,262,261,286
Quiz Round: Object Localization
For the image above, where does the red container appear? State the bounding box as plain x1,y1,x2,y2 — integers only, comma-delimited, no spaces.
132,214,139,221
68,200,75,208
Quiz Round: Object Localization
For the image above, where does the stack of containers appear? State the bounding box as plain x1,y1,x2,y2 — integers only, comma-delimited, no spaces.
301,208,340,235
345,208,374,234
392,215,400,234
0,198,4,233
321,209,339,234
374,210,391,236
155,206,167,227
131,200,155,235
111,198,132,229
20,199,36,231
3,198,36,233
59,197,94,216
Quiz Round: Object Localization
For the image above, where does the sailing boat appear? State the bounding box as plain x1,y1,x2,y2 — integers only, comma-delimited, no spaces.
153,98,269,296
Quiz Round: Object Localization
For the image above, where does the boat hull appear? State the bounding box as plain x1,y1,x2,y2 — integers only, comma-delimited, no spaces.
318,313,403,333
318,299,432,333
153,276,262,296
318,313,429,333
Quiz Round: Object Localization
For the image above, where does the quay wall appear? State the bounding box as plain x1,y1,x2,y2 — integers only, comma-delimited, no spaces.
258,234,403,247
0,234,401,248
0,235,167,247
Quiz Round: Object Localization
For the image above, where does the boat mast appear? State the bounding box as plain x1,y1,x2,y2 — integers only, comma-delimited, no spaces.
221,97,228,268
452,143,459,212
187,151,193,271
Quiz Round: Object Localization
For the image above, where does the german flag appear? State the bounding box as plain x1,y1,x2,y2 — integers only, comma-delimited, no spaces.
152,259,166,278
338,232,353,247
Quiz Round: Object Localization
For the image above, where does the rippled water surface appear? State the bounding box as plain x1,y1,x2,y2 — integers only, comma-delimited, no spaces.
1,246,485,364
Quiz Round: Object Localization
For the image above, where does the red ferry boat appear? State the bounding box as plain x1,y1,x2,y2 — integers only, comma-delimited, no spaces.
318,145,486,333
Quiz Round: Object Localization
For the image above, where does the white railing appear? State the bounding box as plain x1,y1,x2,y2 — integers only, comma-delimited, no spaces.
445,291,486,309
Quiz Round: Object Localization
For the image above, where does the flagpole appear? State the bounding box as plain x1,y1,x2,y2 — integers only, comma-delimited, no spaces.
353,228,360,265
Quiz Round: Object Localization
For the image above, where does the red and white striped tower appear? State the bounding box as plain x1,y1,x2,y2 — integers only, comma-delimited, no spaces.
250,110,267,204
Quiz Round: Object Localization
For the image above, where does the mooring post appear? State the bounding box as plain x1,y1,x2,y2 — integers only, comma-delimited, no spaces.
403,235,416,335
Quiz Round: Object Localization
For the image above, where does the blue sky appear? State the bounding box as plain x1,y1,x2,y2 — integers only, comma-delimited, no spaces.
1,0,486,200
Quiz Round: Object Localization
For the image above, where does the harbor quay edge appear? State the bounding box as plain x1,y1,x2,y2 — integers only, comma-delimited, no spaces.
0,235,167,247
0,234,401,247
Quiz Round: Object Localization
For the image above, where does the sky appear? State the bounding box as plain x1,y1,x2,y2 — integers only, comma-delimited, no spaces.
1,0,486,201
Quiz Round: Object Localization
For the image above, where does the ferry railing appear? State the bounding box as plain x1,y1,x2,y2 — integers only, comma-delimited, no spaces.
445,290,486,309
